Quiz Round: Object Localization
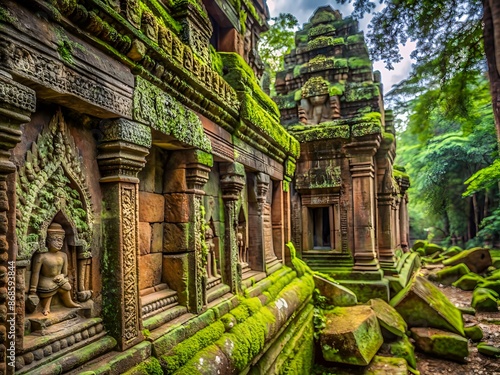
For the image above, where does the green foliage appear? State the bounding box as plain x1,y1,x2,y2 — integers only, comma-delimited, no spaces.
396,72,499,244
308,24,335,38
258,13,298,74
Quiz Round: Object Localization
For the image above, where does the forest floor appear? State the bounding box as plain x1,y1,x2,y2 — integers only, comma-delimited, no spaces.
417,271,500,375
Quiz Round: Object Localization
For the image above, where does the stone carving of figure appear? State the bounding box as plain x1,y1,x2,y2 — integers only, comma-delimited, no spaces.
29,223,81,315
237,226,247,265
299,94,332,125
205,226,219,279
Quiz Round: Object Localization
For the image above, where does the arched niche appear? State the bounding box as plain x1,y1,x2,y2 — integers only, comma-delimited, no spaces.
15,109,94,319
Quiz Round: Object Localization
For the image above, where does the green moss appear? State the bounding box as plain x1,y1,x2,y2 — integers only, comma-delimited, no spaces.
393,169,410,180
464,325,483,342
220,52,280,119
307,36,337,50
452,274,485,291
347,34,364,44
389,336,417,369
343,82,380,102
0,6,15,23
333,58,348,69
348,57,371,69
477,343,500,357
240,92,299,158
429,263,471,286
145,0,182,34
123,357,163,375
301,76,329,98
310,10,337,25
160,320,225,373
308,24,335,38
210,46,223,76
471,287,499,312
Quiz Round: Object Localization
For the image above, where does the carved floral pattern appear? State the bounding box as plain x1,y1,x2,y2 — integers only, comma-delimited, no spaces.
121,185,140,342
16,110,94,261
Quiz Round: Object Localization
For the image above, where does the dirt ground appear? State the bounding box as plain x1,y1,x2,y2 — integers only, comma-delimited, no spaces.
415,280,500,375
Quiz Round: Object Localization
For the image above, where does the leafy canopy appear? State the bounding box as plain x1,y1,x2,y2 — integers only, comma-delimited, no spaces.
258,13,298,73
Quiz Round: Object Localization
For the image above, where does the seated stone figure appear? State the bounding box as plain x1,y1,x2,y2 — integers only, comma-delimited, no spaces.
298,77,334,125
29,223,81,315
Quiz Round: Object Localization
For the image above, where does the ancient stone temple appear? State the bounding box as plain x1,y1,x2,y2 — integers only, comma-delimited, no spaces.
0,0,315,373
273,6,418,301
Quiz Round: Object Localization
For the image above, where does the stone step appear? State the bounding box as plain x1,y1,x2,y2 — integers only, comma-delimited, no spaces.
18,333,114,375
207,283,230,303
27,307,82,332
22,316,103,354
67,341,151,375
140,287,178,318
143,305,188,332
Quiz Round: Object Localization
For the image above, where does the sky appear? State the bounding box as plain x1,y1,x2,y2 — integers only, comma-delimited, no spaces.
266,0,416,95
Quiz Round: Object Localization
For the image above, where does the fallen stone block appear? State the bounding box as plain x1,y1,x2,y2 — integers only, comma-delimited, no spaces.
370,298,407,339
441,246,462,259
477,280,500,294
412,240,427,252
477,342,500,357
423,243,443,255
428,263,470,286
452,273,486,291
320,305,383,366
390,276,465,336
486,269,500,281
442,247,492,274
464,325,483,342
411,327,468,363
386,335,417,370
365,356,409,374
314,275,358,307
471,287,499,312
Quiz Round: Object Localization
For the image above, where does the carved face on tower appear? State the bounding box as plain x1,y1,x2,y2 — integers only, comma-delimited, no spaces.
298,77,333,125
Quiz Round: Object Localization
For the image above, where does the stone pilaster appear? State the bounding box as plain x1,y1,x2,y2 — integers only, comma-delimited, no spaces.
185,150,212,313
220,162,245,294
97,119,151,351
398,177,410,248
377,193,396,270
0,71,36,374
248,172,270,272
347,139,380,272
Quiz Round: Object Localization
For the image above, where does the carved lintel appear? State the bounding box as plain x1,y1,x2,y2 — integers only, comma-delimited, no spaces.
98,119,151,183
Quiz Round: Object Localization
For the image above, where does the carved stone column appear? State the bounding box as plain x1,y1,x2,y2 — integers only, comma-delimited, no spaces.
185,151,211,313
97,119,151,351
249,172,270,271
398,177,410,248
220,163,245,294
0,71,36,374
377,193,396,270
347,140,380,272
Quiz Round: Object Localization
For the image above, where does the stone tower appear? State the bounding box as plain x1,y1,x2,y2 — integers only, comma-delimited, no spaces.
273,6,417,301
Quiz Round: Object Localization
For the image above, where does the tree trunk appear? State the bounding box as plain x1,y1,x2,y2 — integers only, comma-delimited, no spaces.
484,0,500,146
472,193,480,236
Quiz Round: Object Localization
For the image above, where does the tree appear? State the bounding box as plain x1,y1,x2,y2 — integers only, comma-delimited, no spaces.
340,0,500,145
258,13,298,84
396,74,499,245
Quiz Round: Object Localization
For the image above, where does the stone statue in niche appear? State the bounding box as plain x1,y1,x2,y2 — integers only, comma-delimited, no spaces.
205,226,219,279
28,223,81,315
298,77,339,125
237,225,247,265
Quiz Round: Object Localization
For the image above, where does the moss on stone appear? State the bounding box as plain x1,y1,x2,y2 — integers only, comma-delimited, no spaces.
348,57,371,69
471,287,499,312
464,325,483,342
429,263,470,286
343,82,380,102
389,335,417,369
123,357,163,375
160,321,226,373
452,274,485,291
477,343,500,357
347,33,364,44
